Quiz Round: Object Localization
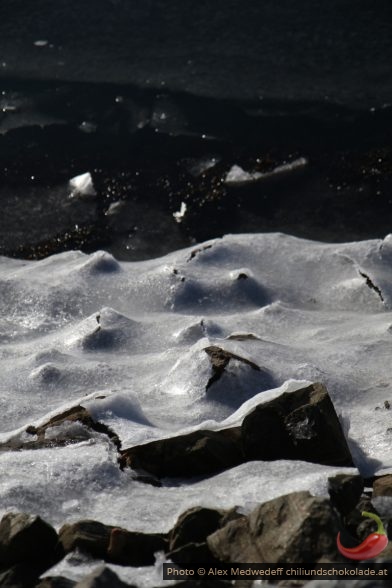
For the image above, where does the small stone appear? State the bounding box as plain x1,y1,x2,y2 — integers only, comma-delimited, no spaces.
204,345,260,389
169,507,225,551
107,527,167,566
58,520,113,560
373,475,392,497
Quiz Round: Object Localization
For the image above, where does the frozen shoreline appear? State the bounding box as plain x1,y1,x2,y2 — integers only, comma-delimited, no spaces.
1,232,392,584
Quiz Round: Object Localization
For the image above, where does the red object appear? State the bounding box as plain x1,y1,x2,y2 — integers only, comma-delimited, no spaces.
337,511,388,561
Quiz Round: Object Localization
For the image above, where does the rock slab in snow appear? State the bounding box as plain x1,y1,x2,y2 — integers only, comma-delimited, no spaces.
120,383,353,479
119,428,243,478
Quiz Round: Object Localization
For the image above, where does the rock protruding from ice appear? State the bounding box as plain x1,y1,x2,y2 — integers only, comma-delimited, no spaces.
204,345,261,389
0,405,120,452
120,382,353,479
242,382,353,467
119,428,243,478
208,491,340,563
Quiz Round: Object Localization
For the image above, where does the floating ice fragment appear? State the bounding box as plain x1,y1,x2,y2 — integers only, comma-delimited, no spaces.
173,201,187,223
69,172,97,198
1,105,17,113
188,157,219,176
225,157,308,185
105,200,124,216
225,165,263,184
34,40,49,47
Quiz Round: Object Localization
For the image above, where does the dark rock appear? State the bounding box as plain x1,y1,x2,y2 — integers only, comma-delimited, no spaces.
0,406,120,452
167,541,219,564
58,520,113,561
0,563,39,587
0,512,61,572
373,475,392,497
204,346,261,389
59,520,167,567
121,383,352,480
328,474,364,515
242,405,292,461
169,507,225,552
242,382,353,466
107,527,167,566
119,428,243,478
74,566,132,588
208,491,340,563
35,577,76,587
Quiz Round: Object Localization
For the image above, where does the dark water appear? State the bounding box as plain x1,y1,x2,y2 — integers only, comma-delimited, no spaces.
0,0,391,107
0,1,391,260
